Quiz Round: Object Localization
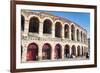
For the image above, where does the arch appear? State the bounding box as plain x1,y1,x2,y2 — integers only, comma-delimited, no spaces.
43,19,52,34
64,24,69,38
64,44,70,58
54,44,62,59
29,17,39,33
77,46,80,56
77,29,79,41
27,43,38,61
42,43,52,60
71,45,76,57
21,15,25,31
71,25,75,40
55,22,62,38
82,46,84,56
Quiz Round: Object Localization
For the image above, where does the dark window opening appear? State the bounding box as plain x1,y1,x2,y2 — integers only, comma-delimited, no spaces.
71,25,75,41
42,43,51,60
64,45,70,58
27,43,38,61
64,24,69,38
29,17,39,33
55,22,62,38
21,15,25,31
43,19,52,34
55,44,62,59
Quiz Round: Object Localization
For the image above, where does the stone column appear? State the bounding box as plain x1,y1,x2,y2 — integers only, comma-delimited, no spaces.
74,29,77,41
62,45,64,59
79,31,81,42
38,44,42,60
39,21,43,37
22,43,28,62
69,26,71,40
76,47,78,57
51,45,55,60
62,25,65,39
52,24,55,38
70,46,72,56
23,19,29,36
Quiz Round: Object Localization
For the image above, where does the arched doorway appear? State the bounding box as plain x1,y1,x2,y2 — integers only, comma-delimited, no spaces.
54,44,62,59
27,43,38,61
29,17,39,33
42,43,51,60
77,46,80,56
77,29,79,41
43,19,52,34
55,22,62,38
64,24,69,38
71,45,76,57
82,46,84,56
71,25,75,40
21,15,25,31
64,45,70,58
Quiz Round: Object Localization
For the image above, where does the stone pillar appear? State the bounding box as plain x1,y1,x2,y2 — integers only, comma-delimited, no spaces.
23,19,29,36
62,25,65,39
74,29,77,41
79,31,81,42
52,24,55,38
70,47,72,56
39,21,43,37
51,45,55,60
38,44,42,60
69,26,71,40
22,43,28,62
62,45,64,59
80,47,82,56
76,47,78,57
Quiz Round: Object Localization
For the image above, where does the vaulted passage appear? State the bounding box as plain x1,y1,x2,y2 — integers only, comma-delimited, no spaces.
43,19,52,34
55,22,62,38
64,45,70,58
64,24,69,38
42,43,51,60
77,29,79,41
71,25,75,40
21,15,25,31
27,43,38,61
71,45,76,56
77,46,80,56
29,17,39,33
54,44,62,59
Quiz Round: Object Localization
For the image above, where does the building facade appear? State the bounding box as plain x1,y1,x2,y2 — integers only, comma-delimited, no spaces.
21,10,89,62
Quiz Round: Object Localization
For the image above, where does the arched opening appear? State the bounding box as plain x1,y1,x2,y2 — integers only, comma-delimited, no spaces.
42,43,51,60
71,45,76,57
77,46,80,56
77,29,79,41
55,22,62,38
43,19,52,34
29,17,39,33
54,44,62,59
64,45,70,58
71,25,75,40
21,15,25,31
64,24,69,38
27,43,38,61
